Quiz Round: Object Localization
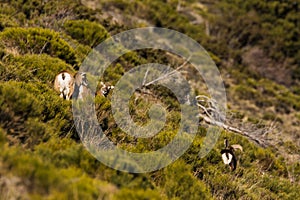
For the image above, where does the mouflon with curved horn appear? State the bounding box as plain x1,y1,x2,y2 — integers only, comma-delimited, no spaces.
220,138,243,171
73,72,90,100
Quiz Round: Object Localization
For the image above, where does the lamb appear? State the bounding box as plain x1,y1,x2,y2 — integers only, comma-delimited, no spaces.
99,81,114,97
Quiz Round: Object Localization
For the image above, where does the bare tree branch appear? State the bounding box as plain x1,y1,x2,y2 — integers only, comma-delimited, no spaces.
196,95,276,148
142,55,191,87
142,66,150,86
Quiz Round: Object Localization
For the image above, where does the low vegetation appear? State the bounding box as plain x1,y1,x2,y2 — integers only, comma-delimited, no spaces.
0,0,299,199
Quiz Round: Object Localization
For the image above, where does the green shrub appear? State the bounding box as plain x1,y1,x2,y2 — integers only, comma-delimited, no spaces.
0,127,6,146
113,188,162,200
64,20,109,47
0,27,77,65
260,175,300,199
1,54,74,83
0,81,74,146
0,14,18,30
234,85,260,100
163,159,212,200
5,0,98,22
103,63,125,84
0,143,116,199
35,138,94,170
0,82,43,119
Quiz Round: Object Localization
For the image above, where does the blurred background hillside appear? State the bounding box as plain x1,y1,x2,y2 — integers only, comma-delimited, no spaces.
0,0,299,199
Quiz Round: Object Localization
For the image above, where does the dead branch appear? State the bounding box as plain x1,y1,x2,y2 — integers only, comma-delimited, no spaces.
196,95,276,148
142,55,191,87
142,66,150,86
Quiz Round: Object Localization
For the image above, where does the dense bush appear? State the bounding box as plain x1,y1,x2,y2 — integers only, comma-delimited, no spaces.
0,81,74,146
0,143,117,199
64,20,109,47
113,188,162,200
1,54,74,83
0,14,18,31
163,160,212,200
1,0,99,22
0,27,77,65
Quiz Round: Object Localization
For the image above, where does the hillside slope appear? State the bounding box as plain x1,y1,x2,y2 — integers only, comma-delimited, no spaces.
0,0,299,199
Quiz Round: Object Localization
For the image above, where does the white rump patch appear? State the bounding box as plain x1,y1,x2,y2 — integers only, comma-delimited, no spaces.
57,73,73,99
58,73,72,89
222,153,233,165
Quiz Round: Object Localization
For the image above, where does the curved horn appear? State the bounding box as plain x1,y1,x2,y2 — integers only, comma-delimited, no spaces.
230,144,243,152
224,138,229,148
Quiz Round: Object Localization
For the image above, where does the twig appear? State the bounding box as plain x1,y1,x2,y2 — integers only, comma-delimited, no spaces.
39,41,48,55
143,55,191,87
142,66,150,86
